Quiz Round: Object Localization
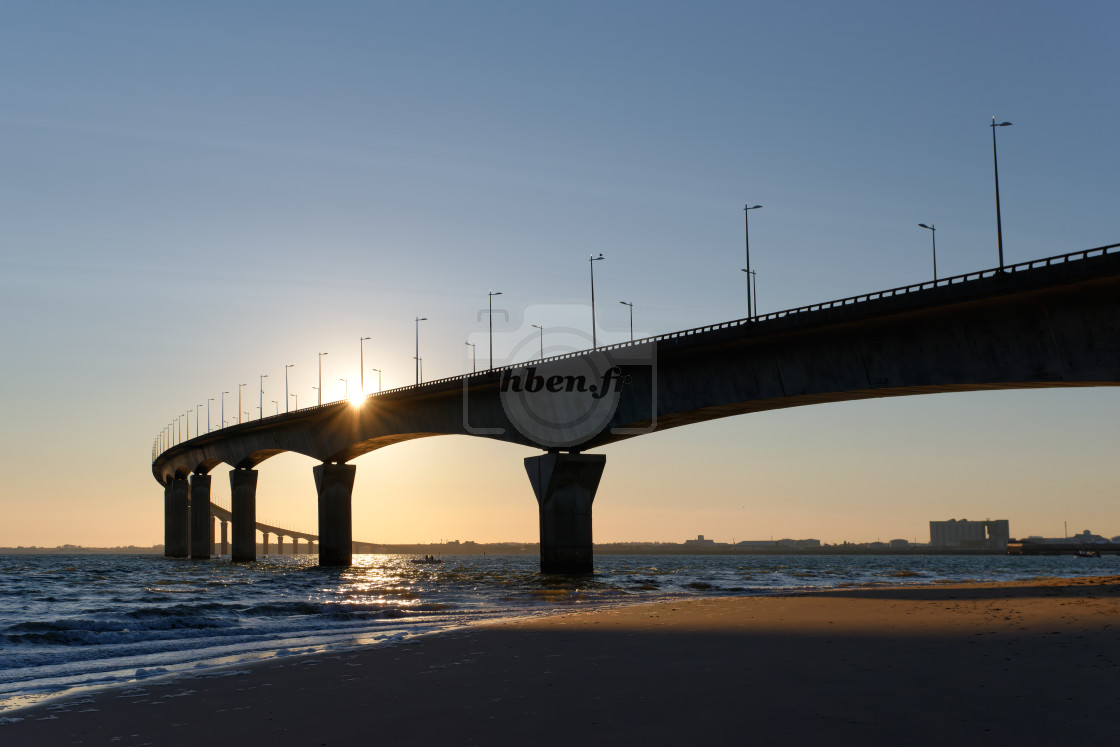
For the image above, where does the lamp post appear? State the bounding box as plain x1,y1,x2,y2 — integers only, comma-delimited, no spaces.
259,374,268,420
340,378,348,401
619,301,633,342
991,116,1012,269
359,337,370,395
531,324,544,360
285,364,293,412
272,400,279,416
186,410,192,439
415,317,427,384
589,253,604,348
196,405,202,436
487,291,501,369
744,203,762,319
919,223,938,280
207,398,213,432
464,342,476,373
291,392,298,410
238,383,246,424
318,352,328,406
371,368,381,392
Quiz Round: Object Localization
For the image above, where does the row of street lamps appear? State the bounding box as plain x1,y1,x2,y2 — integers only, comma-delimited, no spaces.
160,117,1016,451
744,115,1015,314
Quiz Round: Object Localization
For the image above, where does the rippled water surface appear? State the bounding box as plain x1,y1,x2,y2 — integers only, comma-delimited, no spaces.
1,552,1114,710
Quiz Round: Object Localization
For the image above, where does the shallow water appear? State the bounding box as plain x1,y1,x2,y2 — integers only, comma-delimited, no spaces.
0,552,1113,710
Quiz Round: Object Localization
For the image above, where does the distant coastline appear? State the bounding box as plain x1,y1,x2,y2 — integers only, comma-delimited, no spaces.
0,542,1016,556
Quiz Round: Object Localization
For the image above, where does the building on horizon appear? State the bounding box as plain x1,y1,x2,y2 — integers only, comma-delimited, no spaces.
929,519,1010,549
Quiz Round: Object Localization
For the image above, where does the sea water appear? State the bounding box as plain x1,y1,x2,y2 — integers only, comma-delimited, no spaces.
0,552,1113,711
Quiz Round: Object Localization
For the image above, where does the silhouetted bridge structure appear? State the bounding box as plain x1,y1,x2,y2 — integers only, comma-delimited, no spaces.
153,244,1120,572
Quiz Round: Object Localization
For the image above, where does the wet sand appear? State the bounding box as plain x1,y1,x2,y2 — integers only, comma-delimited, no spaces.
3,575,1119,745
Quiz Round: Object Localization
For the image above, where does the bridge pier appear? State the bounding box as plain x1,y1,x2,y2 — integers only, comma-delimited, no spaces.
164,478,190,558
314,463,356,567
261,532,269,555
220,520,229,556
277,535,285,555
230,468,258,562
189,474,212,559
525,453,605,574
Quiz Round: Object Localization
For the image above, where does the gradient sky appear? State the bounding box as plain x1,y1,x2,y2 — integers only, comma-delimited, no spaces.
1,1,1117,547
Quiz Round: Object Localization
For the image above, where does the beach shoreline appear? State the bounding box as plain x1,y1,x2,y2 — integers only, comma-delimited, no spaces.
2,574,1118,744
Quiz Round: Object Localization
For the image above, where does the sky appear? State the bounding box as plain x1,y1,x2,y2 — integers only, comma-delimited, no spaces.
1,0,1117,547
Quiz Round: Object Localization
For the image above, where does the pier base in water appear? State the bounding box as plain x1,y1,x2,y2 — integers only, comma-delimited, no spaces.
230,469,258,562
189,474,212,559
314,463,356,567
525,453,605,574
165,479,190,558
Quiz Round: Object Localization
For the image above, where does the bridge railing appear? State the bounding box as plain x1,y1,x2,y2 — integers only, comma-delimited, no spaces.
153,241,1120,462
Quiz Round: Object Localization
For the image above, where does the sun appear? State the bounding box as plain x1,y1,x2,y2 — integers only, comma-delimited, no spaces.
349,391,364,408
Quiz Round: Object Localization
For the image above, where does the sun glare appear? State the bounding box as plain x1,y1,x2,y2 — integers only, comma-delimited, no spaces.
349,392,364,408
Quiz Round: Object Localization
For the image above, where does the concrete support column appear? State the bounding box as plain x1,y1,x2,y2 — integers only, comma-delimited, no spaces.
165,478,190,558
293,538,301,554
314,463,356,567
211,516,218,556
525,452,606,574
230,469,258,562
309,541,317,554
189,474,212,559
277,535,285,555
261,532,269,555
220,521,229,556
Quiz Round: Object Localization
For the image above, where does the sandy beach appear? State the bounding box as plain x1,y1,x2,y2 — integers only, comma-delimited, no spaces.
3,574,1118,745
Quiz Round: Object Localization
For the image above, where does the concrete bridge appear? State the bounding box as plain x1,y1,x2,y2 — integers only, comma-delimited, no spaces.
153,243,1120,572
205,501,317,557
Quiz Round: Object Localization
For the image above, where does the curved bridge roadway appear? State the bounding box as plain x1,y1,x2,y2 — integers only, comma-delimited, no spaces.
153,244,1120,572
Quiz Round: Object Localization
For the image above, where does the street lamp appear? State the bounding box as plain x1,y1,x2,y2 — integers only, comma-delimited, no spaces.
744,203,762,319
359,337,370,395
487,291,502,369
238,383,246,424
291,392,298,410
272,400,279,416
196,405,202,437
464,342,476,373
589,253,605,348
991,116,1012,269
285,364,293,413
340,378,348,401
371,368,381,392
207,398,214,432
531,324,544,360
186,410,192,439
619,301,633,342
415,317,427,384
259,374,268,420
221,391,228,430
318,352,328,406
919,223,938,280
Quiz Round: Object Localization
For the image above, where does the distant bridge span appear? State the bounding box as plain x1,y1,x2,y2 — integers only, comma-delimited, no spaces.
153,244,1120,571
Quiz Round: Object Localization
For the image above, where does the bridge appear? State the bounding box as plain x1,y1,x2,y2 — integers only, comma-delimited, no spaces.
207,500,318,556
152,243,1120,572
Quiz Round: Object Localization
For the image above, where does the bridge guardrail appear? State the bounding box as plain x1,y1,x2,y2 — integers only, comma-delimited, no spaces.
154,241,1120,462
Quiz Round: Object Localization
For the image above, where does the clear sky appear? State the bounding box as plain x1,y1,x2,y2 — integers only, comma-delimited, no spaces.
1,0,1117,547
